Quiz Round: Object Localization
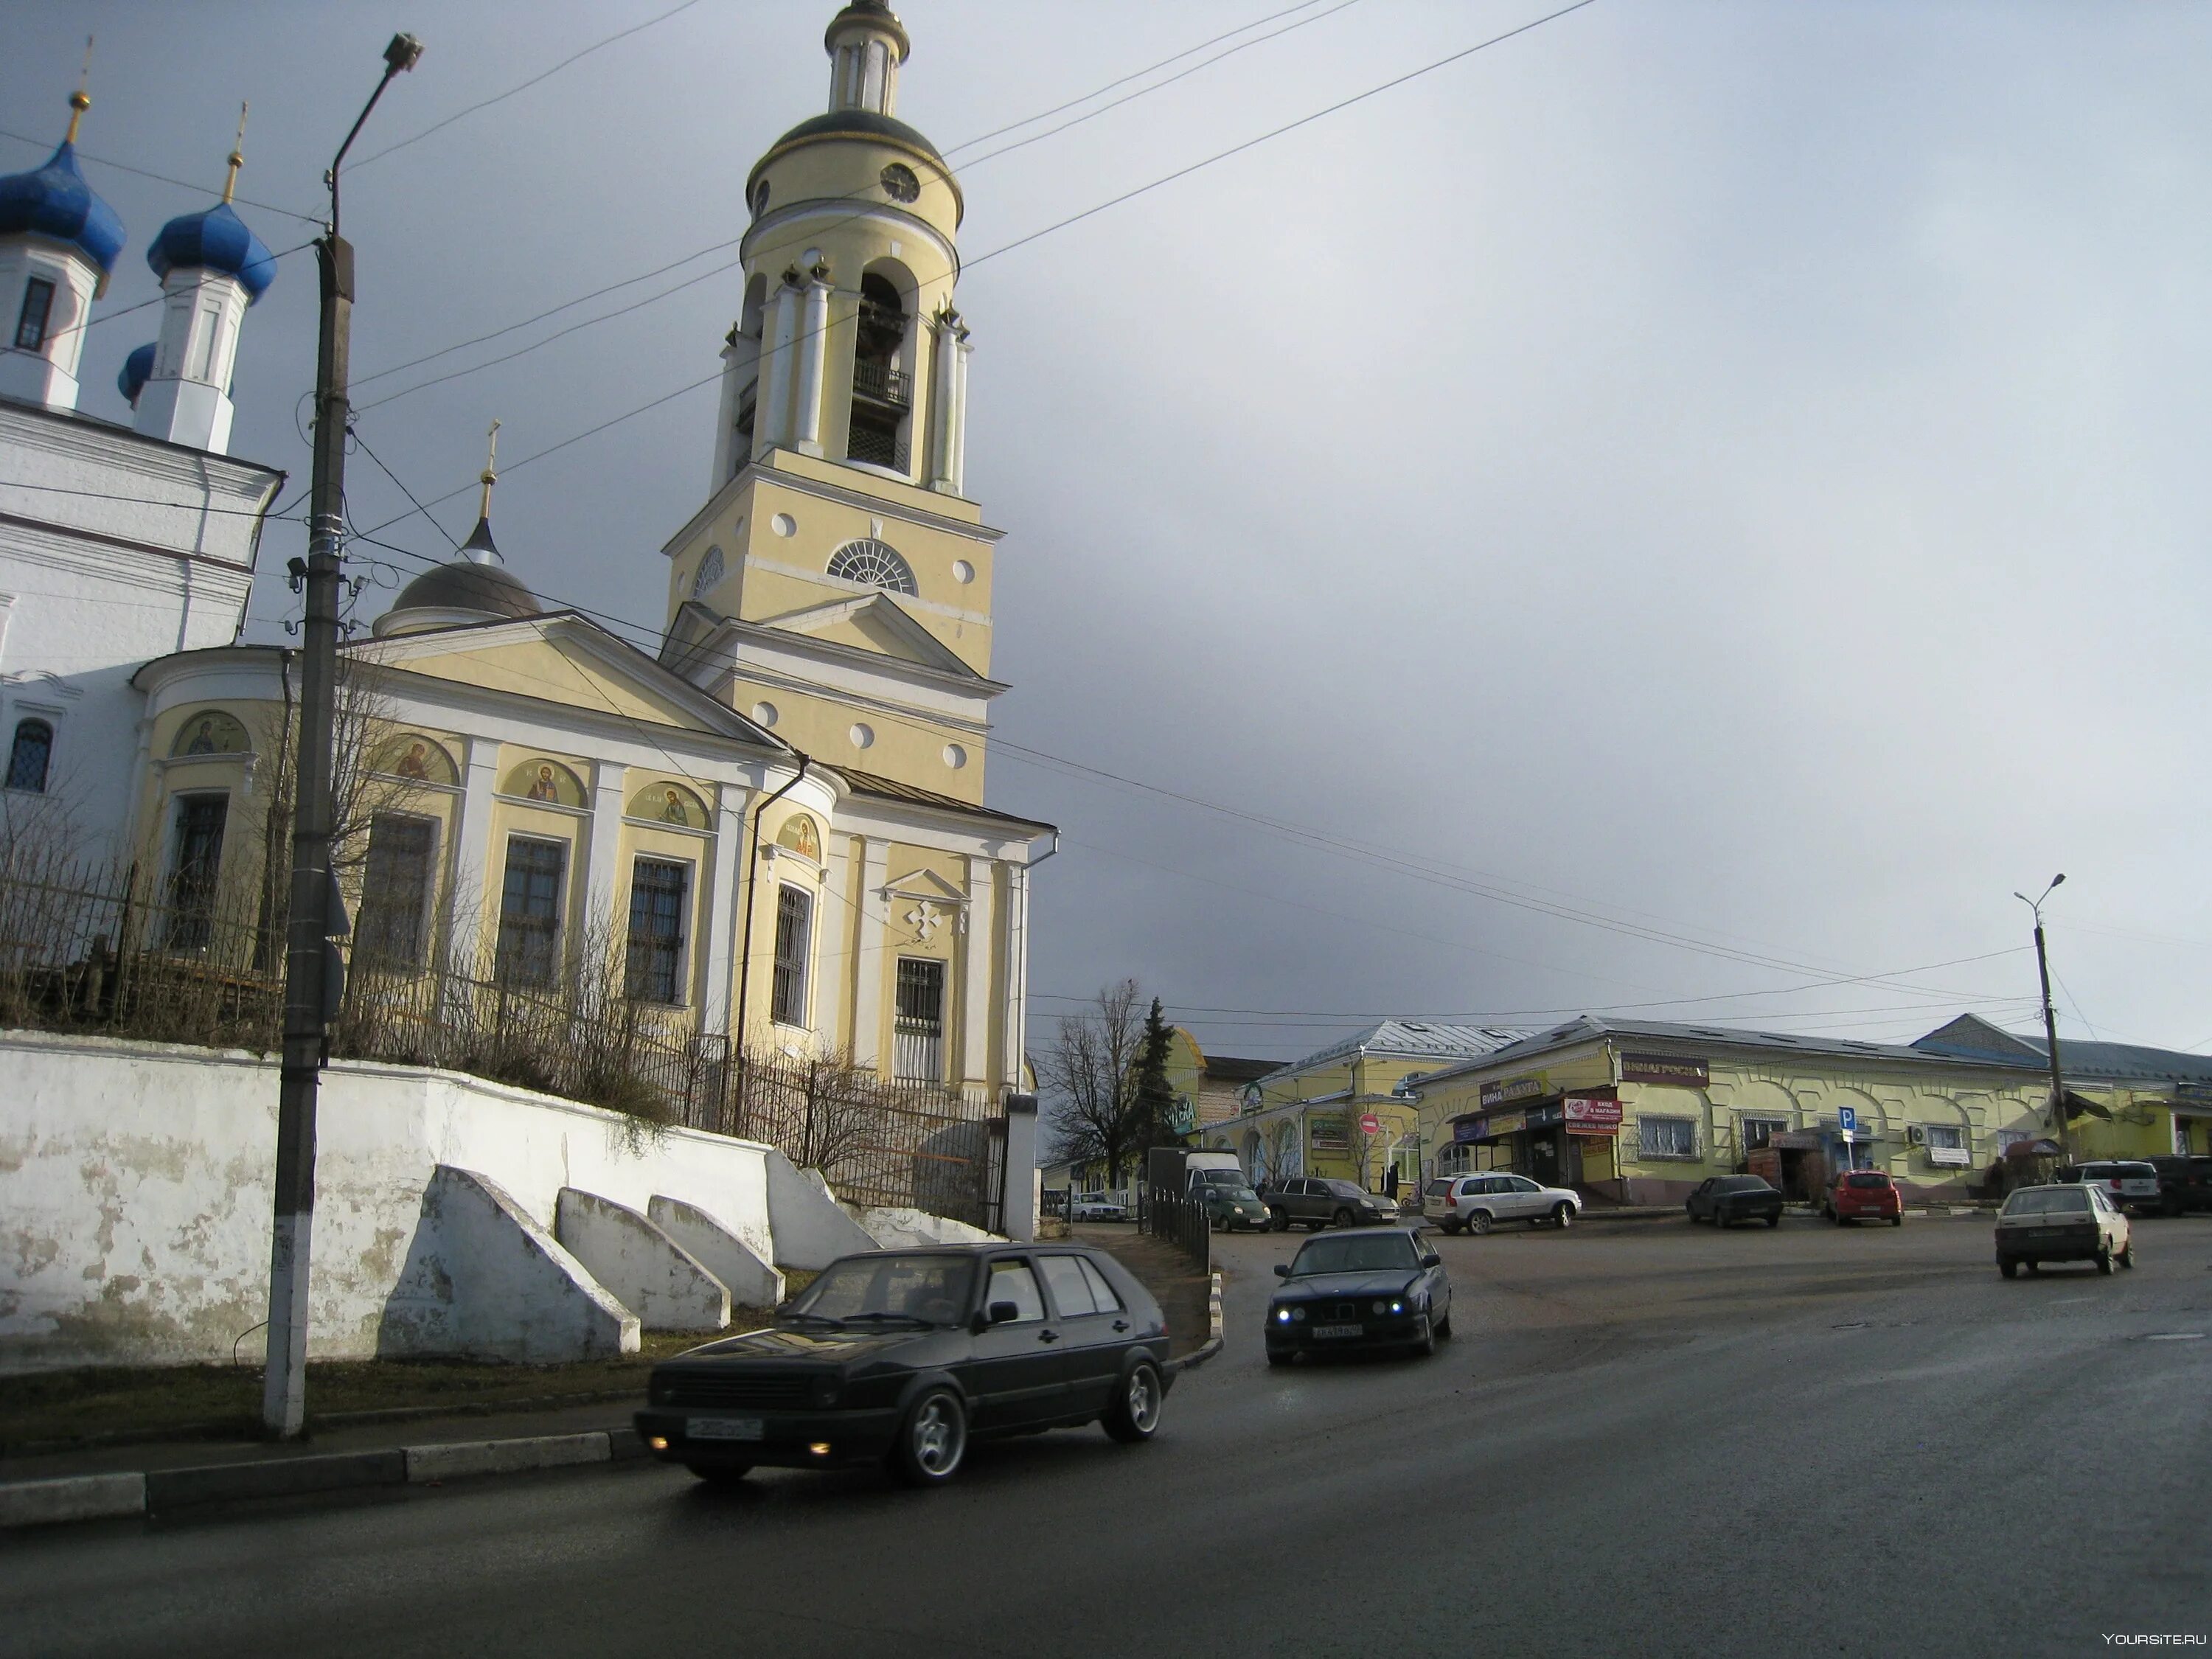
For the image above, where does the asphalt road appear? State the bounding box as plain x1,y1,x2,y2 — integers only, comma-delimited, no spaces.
6,1214,2209,1659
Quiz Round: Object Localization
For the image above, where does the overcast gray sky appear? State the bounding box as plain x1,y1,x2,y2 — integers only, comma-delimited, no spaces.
10,1,2209,1062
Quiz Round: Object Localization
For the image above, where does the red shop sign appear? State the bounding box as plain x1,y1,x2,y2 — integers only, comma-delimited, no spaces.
1563,1096,1623,1126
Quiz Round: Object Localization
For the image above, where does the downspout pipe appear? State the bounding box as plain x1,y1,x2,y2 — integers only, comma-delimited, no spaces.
733,754,812,1060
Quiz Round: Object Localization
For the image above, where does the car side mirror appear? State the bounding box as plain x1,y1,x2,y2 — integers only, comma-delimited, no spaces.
988,1300,1020,1325
1273,1263,1292,1279
1422,1252,1441,1268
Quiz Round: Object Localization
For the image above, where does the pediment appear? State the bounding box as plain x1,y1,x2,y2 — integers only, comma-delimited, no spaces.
757,592,978,679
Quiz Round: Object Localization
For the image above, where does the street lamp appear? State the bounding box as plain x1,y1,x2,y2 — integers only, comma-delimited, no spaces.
2013,874,2070,1165
263,31,422,1442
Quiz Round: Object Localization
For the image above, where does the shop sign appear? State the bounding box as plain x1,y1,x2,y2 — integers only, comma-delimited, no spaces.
1485,1110,1526,1138
1308,1113,1350,1152
1452,1117,1484,1144
1523,1102,1563,1130
1479,1076,1547,1109
1564,1096,1624,1127
1621,1054,1709,1088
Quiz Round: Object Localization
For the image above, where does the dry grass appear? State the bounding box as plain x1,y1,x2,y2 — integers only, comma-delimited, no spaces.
0,1321,776,1456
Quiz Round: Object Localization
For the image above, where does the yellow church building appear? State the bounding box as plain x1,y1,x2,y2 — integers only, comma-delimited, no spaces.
101,3,1054,1122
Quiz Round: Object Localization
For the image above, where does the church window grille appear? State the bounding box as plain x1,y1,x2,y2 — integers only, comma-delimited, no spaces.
358,814,438,970
626,857,690,1005
827,538,917,595
495,835,566,989
15,279,55,352
6,718,52,792
893,957,945,1081
771,884,813,1027
164,793,229,950
692,546,725,599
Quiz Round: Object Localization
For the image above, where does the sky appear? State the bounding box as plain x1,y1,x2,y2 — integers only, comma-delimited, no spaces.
8,0,2210,1064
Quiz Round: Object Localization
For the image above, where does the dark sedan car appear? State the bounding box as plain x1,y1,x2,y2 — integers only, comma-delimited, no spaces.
636,1244,1172,1489
1266,1175,1399,1231
1686,1175,1784,1228
1265,1227,1450,1365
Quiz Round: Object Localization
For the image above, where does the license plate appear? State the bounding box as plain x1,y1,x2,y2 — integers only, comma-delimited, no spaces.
689,1416,764,1441
1312,1324,1363,1339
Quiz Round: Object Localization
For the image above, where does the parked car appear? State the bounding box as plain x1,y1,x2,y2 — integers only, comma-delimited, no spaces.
1071,1192,1128,1222
2144,1154,2212,1216
1686,1175,1784,1228
1994,1182,2133,1278
2055,1160,2164,1217
1195,1178,1271,1232
1265,1227,1451,1364
637,1245,1172,1488
1425,1172,1582,1234
1824,1169,1903,1226
1266,1176,1398,1231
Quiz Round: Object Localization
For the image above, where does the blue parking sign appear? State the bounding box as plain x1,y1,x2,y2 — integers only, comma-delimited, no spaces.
1838,1106,1857,1135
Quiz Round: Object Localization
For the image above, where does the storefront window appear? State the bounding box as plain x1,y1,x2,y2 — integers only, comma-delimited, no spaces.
1638,1116,1697,1160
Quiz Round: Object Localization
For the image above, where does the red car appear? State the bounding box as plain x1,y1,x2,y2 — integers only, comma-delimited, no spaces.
1826,1169,1903,1226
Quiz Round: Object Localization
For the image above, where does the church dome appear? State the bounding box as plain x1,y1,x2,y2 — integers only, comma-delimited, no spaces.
147,201,276,301
117,341,154,406
0,139,125,276
378,552,541,636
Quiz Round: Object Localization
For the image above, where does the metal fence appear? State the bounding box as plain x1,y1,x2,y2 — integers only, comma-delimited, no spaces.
1141,1184,1211,1275
0,855,1009,1228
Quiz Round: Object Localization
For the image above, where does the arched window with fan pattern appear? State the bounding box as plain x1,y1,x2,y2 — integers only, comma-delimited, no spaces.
827,538,917,596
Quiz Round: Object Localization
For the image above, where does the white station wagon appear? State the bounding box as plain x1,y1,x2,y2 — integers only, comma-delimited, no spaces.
1425,1172,1582,1234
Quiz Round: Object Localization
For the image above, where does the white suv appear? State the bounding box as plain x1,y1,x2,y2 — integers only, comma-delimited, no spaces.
1425,1172,1582,1234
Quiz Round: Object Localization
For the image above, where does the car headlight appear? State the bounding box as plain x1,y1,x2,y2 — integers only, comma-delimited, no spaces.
1273,1305,1293,1324
1371,1299,1388,1315
811,1375,841,1408
1291,1306,1307,1321
1389,1298,1406,1315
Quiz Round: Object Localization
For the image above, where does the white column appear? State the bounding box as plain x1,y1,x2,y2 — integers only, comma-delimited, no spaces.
795,278,830,458
700,787,746,1034
926,316,957,492
755,283,799,457
1000,864,1029,1085
1001,1093,1039,1243
817,832,855,1052
585,763,627,949
947,332,973,497
446,737,501,978
850,836,890,1069
961,856,995,1084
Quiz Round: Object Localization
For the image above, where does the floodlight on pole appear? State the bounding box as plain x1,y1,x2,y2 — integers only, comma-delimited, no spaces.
2014,875,2070,1164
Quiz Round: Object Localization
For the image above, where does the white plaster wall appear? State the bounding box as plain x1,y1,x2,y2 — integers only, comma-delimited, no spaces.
647,1195,784,1309
554,1188,729,1333
763,1152,881,1268
0,1029,796,1372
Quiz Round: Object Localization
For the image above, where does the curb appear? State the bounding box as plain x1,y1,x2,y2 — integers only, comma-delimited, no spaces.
0,1427,644,1533
1169,1272,1225,1374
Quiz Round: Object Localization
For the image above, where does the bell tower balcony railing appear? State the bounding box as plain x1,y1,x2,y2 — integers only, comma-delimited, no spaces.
852,358,911,408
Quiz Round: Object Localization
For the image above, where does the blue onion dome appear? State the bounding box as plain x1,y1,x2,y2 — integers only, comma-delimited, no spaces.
117,341,155,406
147,201,276,301
0,140,126,277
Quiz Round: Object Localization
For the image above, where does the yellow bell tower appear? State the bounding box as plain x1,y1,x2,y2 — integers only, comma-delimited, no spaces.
662,0,1001,806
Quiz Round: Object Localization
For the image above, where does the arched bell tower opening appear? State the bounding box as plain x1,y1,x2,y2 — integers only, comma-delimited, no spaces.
847,266,914,475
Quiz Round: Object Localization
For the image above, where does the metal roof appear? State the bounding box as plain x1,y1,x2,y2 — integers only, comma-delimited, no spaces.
1913,1014,2212,1087
1254,1020,1526,1087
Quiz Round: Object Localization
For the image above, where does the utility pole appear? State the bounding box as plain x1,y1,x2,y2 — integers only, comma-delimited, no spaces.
2015,874,2070,1167
262,33,422,1441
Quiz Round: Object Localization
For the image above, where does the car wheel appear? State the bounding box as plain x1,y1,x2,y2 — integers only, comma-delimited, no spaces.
1270,1211,1289,1232
1470,1210,1493,1236
1267,1349,1293,1367
1441,1217,1462,1236
2096,1242,2115,1276
1765,1212,1781,1229
2119,1239,2135,1270
1332,1208,1354,1228
1104,1360,1164,1444
891,1387,967,1486
685,1462,751,1486
1890,1212,1903,1228
2025,1259,2040,1274
1552,1203,1575,1230
1413,1323,1437,1358
1999,1259,2018,1279
1435,1306,1453,1338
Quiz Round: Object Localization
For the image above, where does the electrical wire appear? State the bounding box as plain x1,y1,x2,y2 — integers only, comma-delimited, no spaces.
0,126,323,223
349,430,463,551
349,0,709,170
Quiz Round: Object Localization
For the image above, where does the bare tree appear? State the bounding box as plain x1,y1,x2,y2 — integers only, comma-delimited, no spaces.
738,1046,890,1178
1037,978,1149,1186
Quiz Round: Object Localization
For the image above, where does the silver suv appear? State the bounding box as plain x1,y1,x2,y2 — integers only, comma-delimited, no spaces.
1425,1172,1582,1234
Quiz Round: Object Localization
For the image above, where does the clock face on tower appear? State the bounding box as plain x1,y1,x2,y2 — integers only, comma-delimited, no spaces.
880,163,920,203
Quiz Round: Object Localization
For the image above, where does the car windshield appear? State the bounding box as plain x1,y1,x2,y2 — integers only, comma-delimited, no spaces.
1211,1186,1259,1203
1288,1234,1419,1276
1321,1180,1370,1198
2114,1164,2155,1178
787,1255,976,1325
2003,1188,2090,1216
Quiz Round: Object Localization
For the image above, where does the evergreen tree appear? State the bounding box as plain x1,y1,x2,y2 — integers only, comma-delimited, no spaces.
1130,997,1180,1157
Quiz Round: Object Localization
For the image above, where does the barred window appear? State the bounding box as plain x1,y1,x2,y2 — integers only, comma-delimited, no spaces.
1924,1123,1964,1151
771,883,812,1026
357,814,437,970
165,793,229,950
826,538,917,595
626,858,690,1005
893,956,945,1081
495,835,566,988
1741,1118,1787,1152
6,718,53,793
1638,1116,1697,1160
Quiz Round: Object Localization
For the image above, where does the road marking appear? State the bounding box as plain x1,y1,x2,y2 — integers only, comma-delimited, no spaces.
1832,1322,1868,1330
2143,1332,2205,1342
